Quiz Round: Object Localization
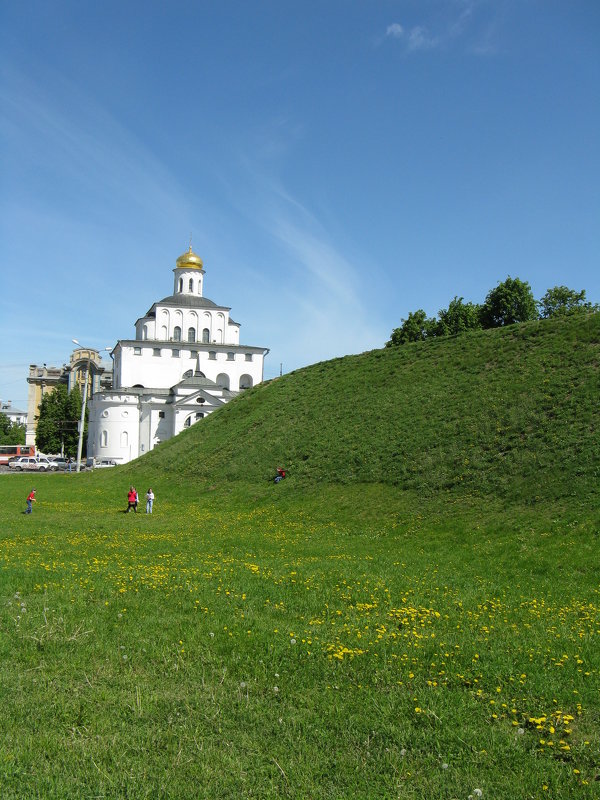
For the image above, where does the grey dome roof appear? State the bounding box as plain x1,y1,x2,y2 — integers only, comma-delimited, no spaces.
147,294,231,314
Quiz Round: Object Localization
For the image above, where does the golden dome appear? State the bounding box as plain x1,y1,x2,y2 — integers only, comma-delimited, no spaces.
176,246,204,270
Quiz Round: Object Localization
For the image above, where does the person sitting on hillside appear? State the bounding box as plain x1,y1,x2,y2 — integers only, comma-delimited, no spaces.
274,467,286,483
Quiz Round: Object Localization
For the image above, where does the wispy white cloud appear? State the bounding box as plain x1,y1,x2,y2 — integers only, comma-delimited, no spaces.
218,145,387,372
386,23,404,39
407,26,439,52
384,1,497,55
260,191,385,358
269,215,362,308
385,21,439,51
0,64,212,404
0,66,192,225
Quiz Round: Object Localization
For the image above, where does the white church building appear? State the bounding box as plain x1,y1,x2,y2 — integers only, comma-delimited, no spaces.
87,247,269,464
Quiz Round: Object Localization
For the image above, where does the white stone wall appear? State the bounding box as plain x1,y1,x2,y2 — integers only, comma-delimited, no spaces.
87,393,141,464
117,344,264,392
173,267,204,297
135,307,240,346
118,344,194,389
87,387,229,462
197,348,263,390
136,317,156,340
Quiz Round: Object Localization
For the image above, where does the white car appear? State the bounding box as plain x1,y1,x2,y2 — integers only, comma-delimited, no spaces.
9,456,55,472
94,459,117,468
48,456,71,471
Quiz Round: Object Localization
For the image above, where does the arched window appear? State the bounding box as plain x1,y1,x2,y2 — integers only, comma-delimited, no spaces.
178,278,183,292
120,431,128,448
161,325,168,340
188,278,194,292
173,326,181,342
216,373,230,390
101,430,108,447
184,415,192,428
202,328,210,343
187,327,196,342
239,374,253,390
143,325,148,340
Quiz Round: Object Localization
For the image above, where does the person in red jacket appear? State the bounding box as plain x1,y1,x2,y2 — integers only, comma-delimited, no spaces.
126,487,137,513
25,488,36,514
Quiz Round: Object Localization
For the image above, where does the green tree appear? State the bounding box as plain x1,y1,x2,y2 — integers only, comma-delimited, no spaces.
436,296,482,336
538,286,598,319
35,385,84,456
0,413,11,440
0,413,26,445
480,276,537,328
386,309,438,346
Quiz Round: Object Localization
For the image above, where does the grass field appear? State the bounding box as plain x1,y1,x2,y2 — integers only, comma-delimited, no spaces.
1,473,598,799
1,313,599,798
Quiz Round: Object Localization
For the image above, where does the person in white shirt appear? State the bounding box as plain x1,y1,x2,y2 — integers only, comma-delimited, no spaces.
145,488,155,514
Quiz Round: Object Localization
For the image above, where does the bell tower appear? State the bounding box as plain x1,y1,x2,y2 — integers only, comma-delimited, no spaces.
173,245,205,297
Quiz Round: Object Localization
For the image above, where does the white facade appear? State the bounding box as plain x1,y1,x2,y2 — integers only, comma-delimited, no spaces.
87,248,269,463
1,401,27,427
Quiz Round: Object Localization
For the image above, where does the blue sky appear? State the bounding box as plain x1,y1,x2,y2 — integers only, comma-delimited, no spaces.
1,1,598,411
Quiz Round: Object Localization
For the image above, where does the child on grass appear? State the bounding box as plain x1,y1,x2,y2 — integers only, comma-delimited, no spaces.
127,487,137,513
146,488,154,514
25,488,36,514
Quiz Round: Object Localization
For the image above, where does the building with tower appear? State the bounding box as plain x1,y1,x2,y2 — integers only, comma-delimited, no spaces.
25,348,112,446
87,247,269,464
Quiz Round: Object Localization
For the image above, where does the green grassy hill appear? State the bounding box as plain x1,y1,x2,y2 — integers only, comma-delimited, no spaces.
143,312,600,502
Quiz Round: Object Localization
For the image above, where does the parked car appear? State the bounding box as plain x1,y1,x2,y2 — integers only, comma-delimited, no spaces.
9,456,55,472
94,459,117,469
48,457,71,471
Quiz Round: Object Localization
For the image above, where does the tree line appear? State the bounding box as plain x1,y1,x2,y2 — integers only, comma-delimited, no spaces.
0,414,26,446
0,384,85,454
35,384,85,457
386,279,598,347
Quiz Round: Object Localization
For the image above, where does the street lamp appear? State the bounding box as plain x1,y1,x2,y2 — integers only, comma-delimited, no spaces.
72,339,111,473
